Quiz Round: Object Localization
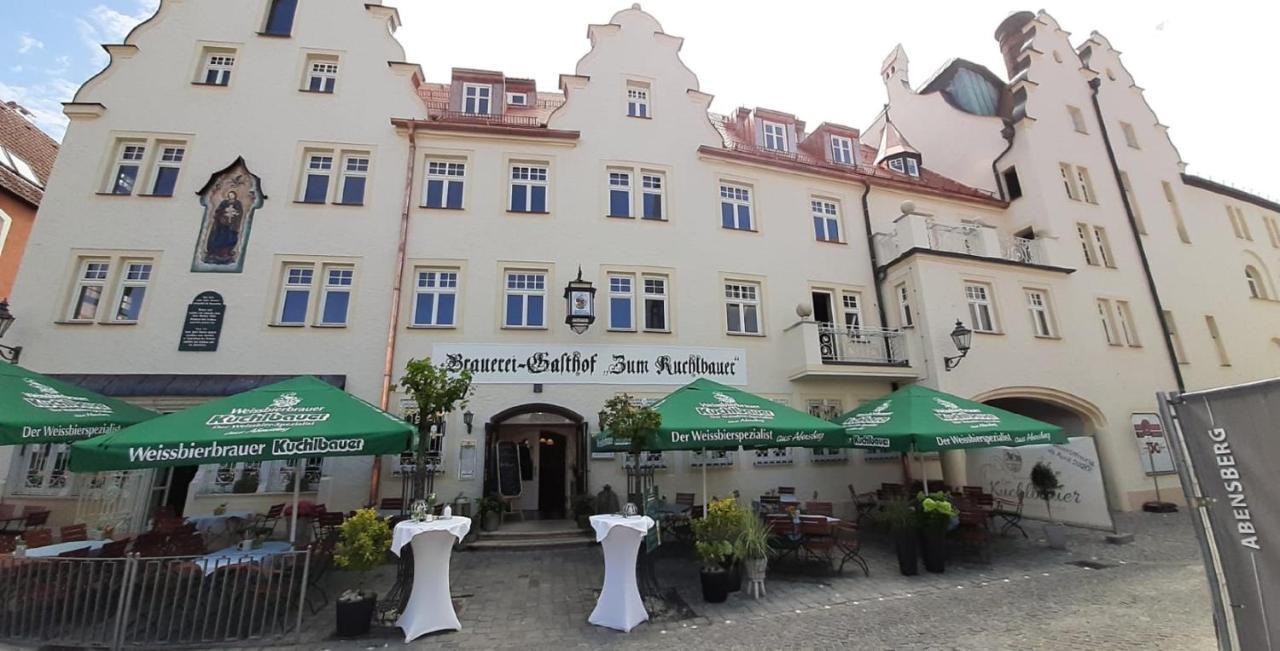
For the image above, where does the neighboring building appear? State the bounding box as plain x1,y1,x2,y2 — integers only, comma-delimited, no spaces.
0,101,59,298
3,2,1275,528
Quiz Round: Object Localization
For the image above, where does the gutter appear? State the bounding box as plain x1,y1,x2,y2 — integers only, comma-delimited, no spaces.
370,121,418,505
990,122,1016,201
1087,78,1186,393
859,181,893,362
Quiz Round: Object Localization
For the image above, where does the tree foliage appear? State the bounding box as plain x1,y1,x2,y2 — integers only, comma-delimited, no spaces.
599,393,661,453
399,357,473,420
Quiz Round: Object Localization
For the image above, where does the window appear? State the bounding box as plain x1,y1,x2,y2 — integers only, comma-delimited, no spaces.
1076,223,1098,266
463,84,491,114
904,158,920,177
831,136,854,165
724,281,762,335
149,144,185,196
811,198,841,243
423,160,465,209
1067,105,1088,133
1093,226,1115,267
319,266,353,325
201,51,235,86
306,58,339,93
897,283,913,328
691,449,734,468
807,400,848,462
504,271,546,328
641,173,664,220
1162,181,1191,244
719,183,753,230
965,283,996,332
840,292,863,332
0,146,41,187
1264,215,1280,249
1003,166,1023,200
277,265,314,324
1120,121,1139,149
210,461,263,494
1206,315,1230,366
263,0,298,36
1163,310,1188,364
300,152,334,203
111,142,146,195
754,447,793,465
338,154,369,205
888,158,905,174
642,275,668,332
509,164,548,213
1114,300,1139,347
1245,266,1268,299
113,262,152,322
69,260,110,321
1076,166,1096,203
1025,289,1054,337
412,269,458,327
17,444,72,496
1119,171,1145,234
1097,299,1119,345
762,121,788,152
507,92,528,106
626,83,650,118
1227,206,1253,241
608,170,632,217
607,274,634,331
1060,163,1080,201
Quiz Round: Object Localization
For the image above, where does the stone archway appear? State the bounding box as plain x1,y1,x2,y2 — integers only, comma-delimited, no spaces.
484,404,588,520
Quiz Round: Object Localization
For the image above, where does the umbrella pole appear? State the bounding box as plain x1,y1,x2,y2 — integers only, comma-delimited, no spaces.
917,443,928,494
701,447,708,520
289,468,301,545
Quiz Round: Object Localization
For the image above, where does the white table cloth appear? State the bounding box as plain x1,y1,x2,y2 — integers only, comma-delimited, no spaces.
26,539,108,558
392,517,471,642
588,515,654,633
193,541,291,575
185,511,255,548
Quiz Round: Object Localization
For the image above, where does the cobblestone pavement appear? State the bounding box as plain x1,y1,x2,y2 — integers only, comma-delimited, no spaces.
292,512,1214,650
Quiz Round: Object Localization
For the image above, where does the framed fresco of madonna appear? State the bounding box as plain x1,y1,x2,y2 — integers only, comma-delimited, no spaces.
191,157,266,273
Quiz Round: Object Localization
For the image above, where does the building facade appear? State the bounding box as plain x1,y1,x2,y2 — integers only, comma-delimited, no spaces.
3,2,1276,528
0,100,59,300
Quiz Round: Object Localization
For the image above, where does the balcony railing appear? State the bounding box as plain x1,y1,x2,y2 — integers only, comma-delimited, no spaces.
874,215,1049,266
814,323,909,366
423,102,543,127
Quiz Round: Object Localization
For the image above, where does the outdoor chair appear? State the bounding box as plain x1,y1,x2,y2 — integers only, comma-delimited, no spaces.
993,491,1027,538
22,528,53,548
378,497,404,513
953,509,992,563
20,509,50,532
962,485,985,497
878,483,905,500
804,501,834,516
833,523,869,576
764,514,803,565
777,486,796,496
849,484,879,528
60,524,88,542
252,503,286,538
674,492,696,512
758,494,781,514
798,516,836,571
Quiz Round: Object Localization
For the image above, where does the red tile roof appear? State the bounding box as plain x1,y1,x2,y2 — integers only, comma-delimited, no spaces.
0,101,59,207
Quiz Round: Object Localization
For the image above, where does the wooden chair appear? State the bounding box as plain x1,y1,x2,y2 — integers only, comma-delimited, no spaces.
777,486,796,496
849,484,879,528
252,503,286,538
833,523,869,576
804,501,834,516
21,509,50,531
60,524,88,542
378,497,404,513
962,485,985,497
758,494,781,514
764,514,803,565
954,509,992,562
22,528,53,548
674,493,696,512
798,516,836,570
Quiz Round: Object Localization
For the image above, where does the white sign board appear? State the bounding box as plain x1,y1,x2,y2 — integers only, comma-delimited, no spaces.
431,343,747,385
965,436,1114,531
1131,413,1175,475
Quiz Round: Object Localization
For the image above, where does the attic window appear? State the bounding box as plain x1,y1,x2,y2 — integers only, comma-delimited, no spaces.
762,121,788,152
0,146,41,188
507,92,528,107
887,157,920,178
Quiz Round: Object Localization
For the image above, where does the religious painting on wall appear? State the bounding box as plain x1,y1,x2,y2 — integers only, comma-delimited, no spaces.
191,157,266,273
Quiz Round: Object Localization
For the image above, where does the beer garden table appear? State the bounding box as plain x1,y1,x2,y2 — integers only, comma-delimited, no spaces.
588,514,654,633
391,517,471,642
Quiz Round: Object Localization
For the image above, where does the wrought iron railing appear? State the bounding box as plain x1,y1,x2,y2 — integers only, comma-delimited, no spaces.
815,323,908,366
423,102,542,127
1000,235,1044,264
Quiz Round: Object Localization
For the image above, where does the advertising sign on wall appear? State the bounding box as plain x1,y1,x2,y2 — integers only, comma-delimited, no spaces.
432,344,747,385
965,436,1114,531
1131,413,1175,475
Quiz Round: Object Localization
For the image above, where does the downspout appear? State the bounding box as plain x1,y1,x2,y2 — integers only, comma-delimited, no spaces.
990,121,1016,201
370,119,418,506
859,180,892,359
1087,78,1186,392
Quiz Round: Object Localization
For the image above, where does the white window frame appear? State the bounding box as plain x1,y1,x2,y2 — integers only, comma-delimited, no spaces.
754,447,794,465
503,270,548,329
640,171,665,220
68,259,111,322
888,158,906,174
1093,226,1115,268
299,150,335,203
423,159,466,209
1025,289,1055,338
607,168,632,217
690,449,734,468
506,92,528,106
1060,163,1080,201
897,283,913,328
719,183,753,231
762,121,788,152
607,273,635,331
1076,166,1096,203
112,261,153,323
110,142,147,195
463,84,491,114
1115,300,1139,347
12,444,74,497
811,198,841,243
626,83,650,118
807,400,848,463
509,163,549,213
724,280,762,336
148,143,186,196
337,153,370,205
201,51,235,86
830,135,854,165
1246,266,1266,299
0,146,41,187
305,57,339,93
1067,105,1088,133
412,268,459,328
840,292,863,334
318,265,354,326
1077,222,1099,266
641,275,669,332
276,264,315,325
965,282,997,333
904,158,920,178
1097,299,1119,346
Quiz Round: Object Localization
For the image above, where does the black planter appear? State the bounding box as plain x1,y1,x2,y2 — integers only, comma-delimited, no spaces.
893,530,919,576
335,592,377,638
920,528,947,573
723,559,742,593
699,569,731,603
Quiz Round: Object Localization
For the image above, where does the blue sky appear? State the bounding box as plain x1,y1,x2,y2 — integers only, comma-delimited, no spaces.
2,1,1278,197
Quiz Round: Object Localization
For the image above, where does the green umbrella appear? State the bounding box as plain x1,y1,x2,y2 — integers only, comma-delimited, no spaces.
0,363,157,445
837,385,1066,453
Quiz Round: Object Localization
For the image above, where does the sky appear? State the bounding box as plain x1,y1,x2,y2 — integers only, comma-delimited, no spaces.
1,0,1277,198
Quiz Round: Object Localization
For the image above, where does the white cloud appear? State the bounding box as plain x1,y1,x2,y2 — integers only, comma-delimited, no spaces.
18,34,44,54
0,79,79,141
76,2,158,66
46,56,70,76
9,66,23,74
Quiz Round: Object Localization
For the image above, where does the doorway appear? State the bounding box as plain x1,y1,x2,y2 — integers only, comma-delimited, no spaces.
537,432,567,518
485,404,587,521
163,466,198,517
812,290,837,361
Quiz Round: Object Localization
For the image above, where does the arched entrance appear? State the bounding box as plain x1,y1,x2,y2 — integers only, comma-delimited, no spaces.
484,404,587,521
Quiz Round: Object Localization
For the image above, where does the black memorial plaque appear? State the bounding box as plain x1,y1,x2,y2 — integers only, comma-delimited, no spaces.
179,291,226,352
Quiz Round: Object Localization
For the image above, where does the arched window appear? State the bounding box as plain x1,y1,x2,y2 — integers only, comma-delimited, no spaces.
1246,265,1268,299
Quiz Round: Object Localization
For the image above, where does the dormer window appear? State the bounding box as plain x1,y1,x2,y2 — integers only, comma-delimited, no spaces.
627,82,650,118
762,121,788,152
886,156,920,178
507,92,528,107
463,84,491,114
830,136,854,165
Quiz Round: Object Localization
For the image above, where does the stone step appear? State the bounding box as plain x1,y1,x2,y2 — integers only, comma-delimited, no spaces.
467,535,595,551
479,527,589,540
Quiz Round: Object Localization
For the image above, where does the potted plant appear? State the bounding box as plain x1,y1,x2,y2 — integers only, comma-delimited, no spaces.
694,540,734,603
332,508,392,637
478,495,506,532
875,497,919,576
691,497,748,594
1030,461,1067,549
572,494,596,530
735,508,772,592
916,491,956,573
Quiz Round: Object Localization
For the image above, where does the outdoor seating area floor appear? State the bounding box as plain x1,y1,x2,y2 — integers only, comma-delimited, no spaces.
273,512,1211,650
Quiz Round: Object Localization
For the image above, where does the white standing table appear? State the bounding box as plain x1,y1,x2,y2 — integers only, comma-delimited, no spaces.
588,515,654,633
391,517,471,642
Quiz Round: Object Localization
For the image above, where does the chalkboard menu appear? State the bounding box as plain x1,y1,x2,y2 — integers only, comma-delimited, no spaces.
496,441,522,497
178,292,226,352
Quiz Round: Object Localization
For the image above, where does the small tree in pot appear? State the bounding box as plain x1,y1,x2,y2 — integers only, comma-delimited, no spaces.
398,358,473,502
333,508,393,637
1030,461,1067,549
875,497,919,576
598,394,661,468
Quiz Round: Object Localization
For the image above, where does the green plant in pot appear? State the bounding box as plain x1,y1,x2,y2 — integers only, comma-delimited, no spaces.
691,497,748,596
1030,461,1067,549
916,491,956,573
875,497,919,576
735,508,772,596
478,495,507,532
694,539,734,603
333,508,392,637
572,494,596,530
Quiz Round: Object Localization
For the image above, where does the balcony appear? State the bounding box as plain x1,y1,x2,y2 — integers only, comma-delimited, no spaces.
873,214,1052,268
782,321,917,380
424,101,543,128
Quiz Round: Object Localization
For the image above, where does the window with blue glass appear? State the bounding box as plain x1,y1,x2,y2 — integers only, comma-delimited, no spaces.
320,267,353,325
811,198,840,242
608,275,634,330
719,183,753,230
278,266,313,324
510,165,548,213
339,155,368,205
263,0,298,36
830,135,854,165
504,271,546,328
111,143,145,195
306,59,338,93
112,262,152,322
423,160,465,209
627,83,650,117
608,171,632,217
201,52,234,86
642,173,664,220
301,153,333,203
463,84,491,114
149,145,185,196
413,269,458,327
